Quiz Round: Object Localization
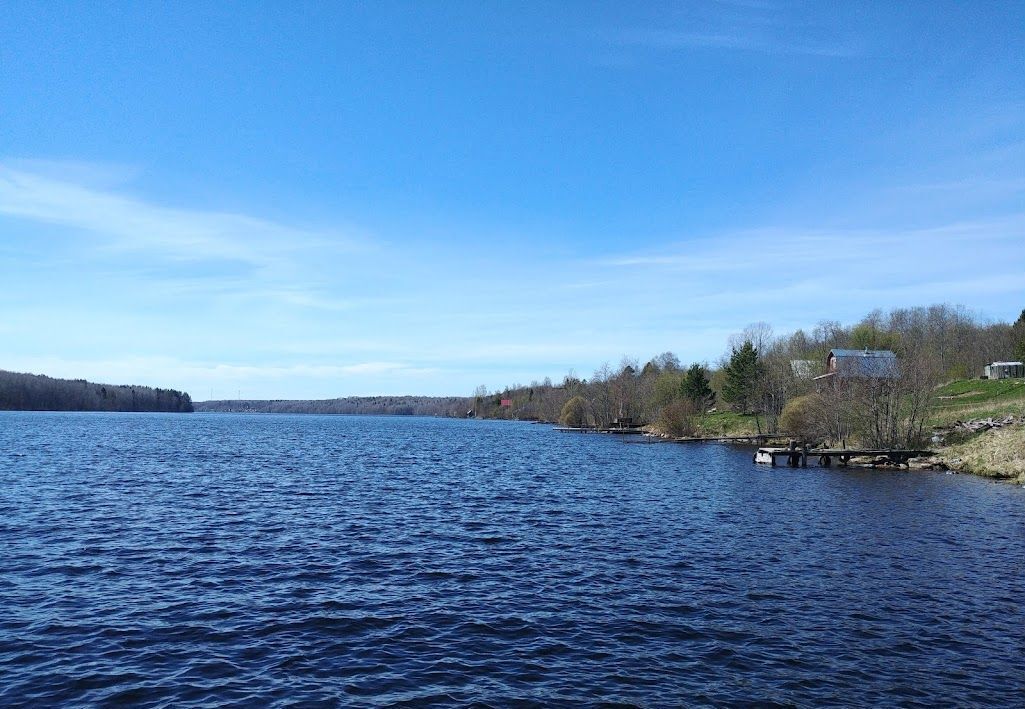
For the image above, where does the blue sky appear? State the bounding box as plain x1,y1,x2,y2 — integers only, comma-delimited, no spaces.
1,1,1023,398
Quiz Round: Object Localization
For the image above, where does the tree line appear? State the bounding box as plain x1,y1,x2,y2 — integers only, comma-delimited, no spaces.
0,370,194,412
474,304,1025,448
195,395,469,417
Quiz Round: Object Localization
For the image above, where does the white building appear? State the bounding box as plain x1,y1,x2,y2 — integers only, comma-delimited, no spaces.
984,362,1024,379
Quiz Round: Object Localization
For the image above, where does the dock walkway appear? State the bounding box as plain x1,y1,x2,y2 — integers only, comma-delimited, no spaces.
553,426,645,435
755,446,933,467
674,433,792,444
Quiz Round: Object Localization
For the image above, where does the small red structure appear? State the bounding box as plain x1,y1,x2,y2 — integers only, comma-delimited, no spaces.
500,399,512,407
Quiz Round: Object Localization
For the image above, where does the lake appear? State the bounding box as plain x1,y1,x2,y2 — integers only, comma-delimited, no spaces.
1,412,1023,706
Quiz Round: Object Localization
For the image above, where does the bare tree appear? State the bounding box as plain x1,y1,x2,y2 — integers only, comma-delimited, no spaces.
729,322,774,354
589,362,615,428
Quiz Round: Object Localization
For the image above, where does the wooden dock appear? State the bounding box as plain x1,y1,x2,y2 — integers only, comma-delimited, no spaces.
553,426,646,435
554,428,795,443
674,433,793,444
754,446,933,467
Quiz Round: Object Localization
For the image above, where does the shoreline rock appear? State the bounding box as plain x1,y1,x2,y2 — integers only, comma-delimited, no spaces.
931,421,1025,485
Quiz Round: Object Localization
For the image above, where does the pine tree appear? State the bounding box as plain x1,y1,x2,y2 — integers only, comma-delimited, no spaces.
721,341,762,414
1013,309,1025,362
681,363,713,408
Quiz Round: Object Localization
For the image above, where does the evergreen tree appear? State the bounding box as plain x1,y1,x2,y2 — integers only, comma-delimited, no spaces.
681,363,713,407
721,341,762,414
1013,309,1025,362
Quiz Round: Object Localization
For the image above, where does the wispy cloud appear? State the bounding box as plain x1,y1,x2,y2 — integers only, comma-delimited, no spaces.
0,160,379,316
891,178,1025,199
0,161,366,270
580,213,1025,348
1,157,142,188
605,1,858,59
614,28,854,58
599,216,1025,273
193,360,441,380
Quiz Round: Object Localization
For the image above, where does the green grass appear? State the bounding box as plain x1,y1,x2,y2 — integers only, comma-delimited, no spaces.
929,377,1025,425
693,411,762,436
932,378,1025,406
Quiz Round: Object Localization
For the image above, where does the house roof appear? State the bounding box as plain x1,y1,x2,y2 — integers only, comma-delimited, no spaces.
827,348,899,378
830,349,897,359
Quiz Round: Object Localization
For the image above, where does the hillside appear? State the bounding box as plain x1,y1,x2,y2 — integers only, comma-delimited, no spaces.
938,422,1025,485
930,378,1025,425
0,369,193,412
922,378,1025,483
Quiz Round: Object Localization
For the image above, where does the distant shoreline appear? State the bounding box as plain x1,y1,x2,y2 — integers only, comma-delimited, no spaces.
195,396,468,417
0,369,193,413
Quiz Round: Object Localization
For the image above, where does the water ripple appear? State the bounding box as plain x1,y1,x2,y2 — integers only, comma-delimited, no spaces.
1,412,1024,706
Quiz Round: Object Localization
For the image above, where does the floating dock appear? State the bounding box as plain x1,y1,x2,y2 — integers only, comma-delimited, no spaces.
754,447,933,467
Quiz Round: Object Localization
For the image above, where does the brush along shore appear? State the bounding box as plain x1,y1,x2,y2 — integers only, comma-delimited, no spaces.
647,411,1025,485
923,417,1025,485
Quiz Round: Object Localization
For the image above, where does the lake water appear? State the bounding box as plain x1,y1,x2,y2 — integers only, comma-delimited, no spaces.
1,412,1023,706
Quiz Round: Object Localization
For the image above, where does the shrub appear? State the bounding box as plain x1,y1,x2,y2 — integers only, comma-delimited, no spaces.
779,393,829,443
657,399,697,437
559,396,591,427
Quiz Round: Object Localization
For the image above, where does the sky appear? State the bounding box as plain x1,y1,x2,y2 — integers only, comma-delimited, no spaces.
1,1,1023,399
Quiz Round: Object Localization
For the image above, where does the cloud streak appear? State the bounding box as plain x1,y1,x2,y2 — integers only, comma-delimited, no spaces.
605,2,859,59
598,216,1025,274
0,160,382,317
614,28,854,58
0,162,365,270
579,213,1025,351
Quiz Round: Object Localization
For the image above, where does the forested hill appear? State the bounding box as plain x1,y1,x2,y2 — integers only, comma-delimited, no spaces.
195,396,469,417
0,370,194,412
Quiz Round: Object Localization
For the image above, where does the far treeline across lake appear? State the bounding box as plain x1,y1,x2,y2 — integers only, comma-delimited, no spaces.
194,396,468,417
0,370,193,413
473,304,1025,451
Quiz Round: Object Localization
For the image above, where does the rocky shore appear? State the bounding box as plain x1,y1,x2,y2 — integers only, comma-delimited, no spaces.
909,415,1025,485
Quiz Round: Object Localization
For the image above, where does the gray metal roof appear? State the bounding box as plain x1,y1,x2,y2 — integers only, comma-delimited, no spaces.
830,349,896,359
828,349,899,378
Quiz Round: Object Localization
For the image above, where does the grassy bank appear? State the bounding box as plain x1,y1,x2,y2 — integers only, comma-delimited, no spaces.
930,378,1025,425
692,411,762,437
927,378,1025,484
938,424,1025,485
